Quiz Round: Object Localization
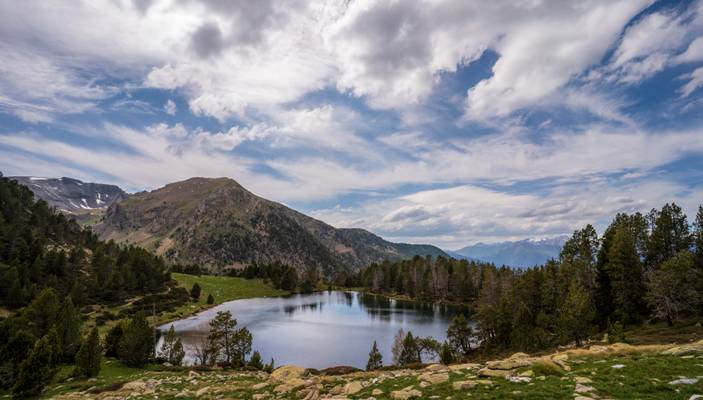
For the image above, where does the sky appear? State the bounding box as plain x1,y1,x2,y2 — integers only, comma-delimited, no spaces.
1,0,703,250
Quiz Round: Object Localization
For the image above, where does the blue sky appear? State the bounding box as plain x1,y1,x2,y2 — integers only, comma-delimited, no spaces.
1,0,702,249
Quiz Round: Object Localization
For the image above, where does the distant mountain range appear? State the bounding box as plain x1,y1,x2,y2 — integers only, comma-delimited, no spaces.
12,175,446,274
10,176,127,213
449,236,568,268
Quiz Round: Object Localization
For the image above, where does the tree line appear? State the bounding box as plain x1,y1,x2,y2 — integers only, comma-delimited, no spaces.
350,203,703,355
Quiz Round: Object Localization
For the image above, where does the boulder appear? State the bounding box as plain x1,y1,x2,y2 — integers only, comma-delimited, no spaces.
448,363,481,371
343,381,363,395
669,378,699,385
479,368,513,378
372,388,383,396
390,388,422,399
486,353,534,370
418,372,449,384
251,382,268,390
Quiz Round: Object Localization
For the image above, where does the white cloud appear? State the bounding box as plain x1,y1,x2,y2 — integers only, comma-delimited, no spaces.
164,99,177,115
680,67,703,97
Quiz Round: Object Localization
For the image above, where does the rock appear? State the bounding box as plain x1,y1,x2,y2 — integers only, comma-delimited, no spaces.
343,381,363,395
588,345,609,353
689,395,703,400
372,388,383,396
479,368,513,378
122,380,147,392
611,364,625,369
195,387,210,396
448,363,481,371
574,377,593,384
669,378,699,385
419,381,430,388
453,379,493,390
418,372,449,384
575,383,595,393
486,353,533,370
551,354,568,362
573,396,595,400
390,388,422,399
252,394,269,400
251,382,268,390
507,376,532,383
175,390,190,398
424,364,449,372
271,365,308,382
518,370,534,377
188,370,200,378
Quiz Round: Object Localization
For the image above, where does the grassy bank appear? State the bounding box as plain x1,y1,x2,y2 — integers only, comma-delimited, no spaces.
155,273,290,326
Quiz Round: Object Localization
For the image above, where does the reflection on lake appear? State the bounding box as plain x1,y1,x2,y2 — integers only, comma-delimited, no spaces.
158,291,468,369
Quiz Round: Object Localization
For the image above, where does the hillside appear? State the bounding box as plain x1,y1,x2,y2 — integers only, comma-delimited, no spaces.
94,177,447,274
452,236,567,268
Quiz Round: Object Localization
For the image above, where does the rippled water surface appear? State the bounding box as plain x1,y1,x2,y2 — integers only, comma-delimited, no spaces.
158,291,468,369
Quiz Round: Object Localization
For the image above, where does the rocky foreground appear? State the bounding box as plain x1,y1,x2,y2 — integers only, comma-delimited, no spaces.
49,340,703,400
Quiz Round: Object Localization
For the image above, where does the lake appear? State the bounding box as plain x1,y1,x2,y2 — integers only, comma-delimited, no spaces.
158,290,469,369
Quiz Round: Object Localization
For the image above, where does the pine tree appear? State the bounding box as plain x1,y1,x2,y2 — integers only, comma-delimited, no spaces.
190,283,201,302
75,327,102,378
249,350,264,370
12,329,60,397
646,250,699,325
607,225,647,324
105,324,124,357
158,325,185,366
207,294,215,304
24,287,60,337
439,341,455,365
366,341,383,371
207,311,252,366
446,314,473,359
118,313,154,367
56,298,82,362
398,332,420,365
557,279,594,346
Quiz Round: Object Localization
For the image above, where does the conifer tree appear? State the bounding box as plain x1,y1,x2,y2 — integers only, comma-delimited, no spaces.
12,329,60,397
439,341,455,365
607,225,646,324
105,324,124,357
366,341,383,371
158,325,185,366
207,294,215,304
75,327,102,378
118,313,154,367
24,287,60,337
190,283,201,301
207,311,252,366
56,298,82,362
398,332,420,365
646,251,699,325
557,279,594,346
446,314,473,359
249,350,264,370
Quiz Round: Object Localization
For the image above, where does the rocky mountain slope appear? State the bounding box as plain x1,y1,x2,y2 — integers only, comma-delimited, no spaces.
10,176,127,214
452,236,568,268
94,177,447,274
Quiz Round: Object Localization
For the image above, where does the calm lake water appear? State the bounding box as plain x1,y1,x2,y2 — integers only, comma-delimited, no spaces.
158,291,468,369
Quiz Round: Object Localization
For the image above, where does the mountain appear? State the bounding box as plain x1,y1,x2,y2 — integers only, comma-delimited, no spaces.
94,177,447,274
451,236,568,268
9,176,127,214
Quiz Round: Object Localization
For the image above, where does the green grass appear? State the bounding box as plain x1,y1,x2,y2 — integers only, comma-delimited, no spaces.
155,273,289,325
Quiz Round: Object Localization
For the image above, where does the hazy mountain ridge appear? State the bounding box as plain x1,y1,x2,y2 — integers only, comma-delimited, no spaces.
92,177,447,274
452,236,568,268
9,176,127,213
